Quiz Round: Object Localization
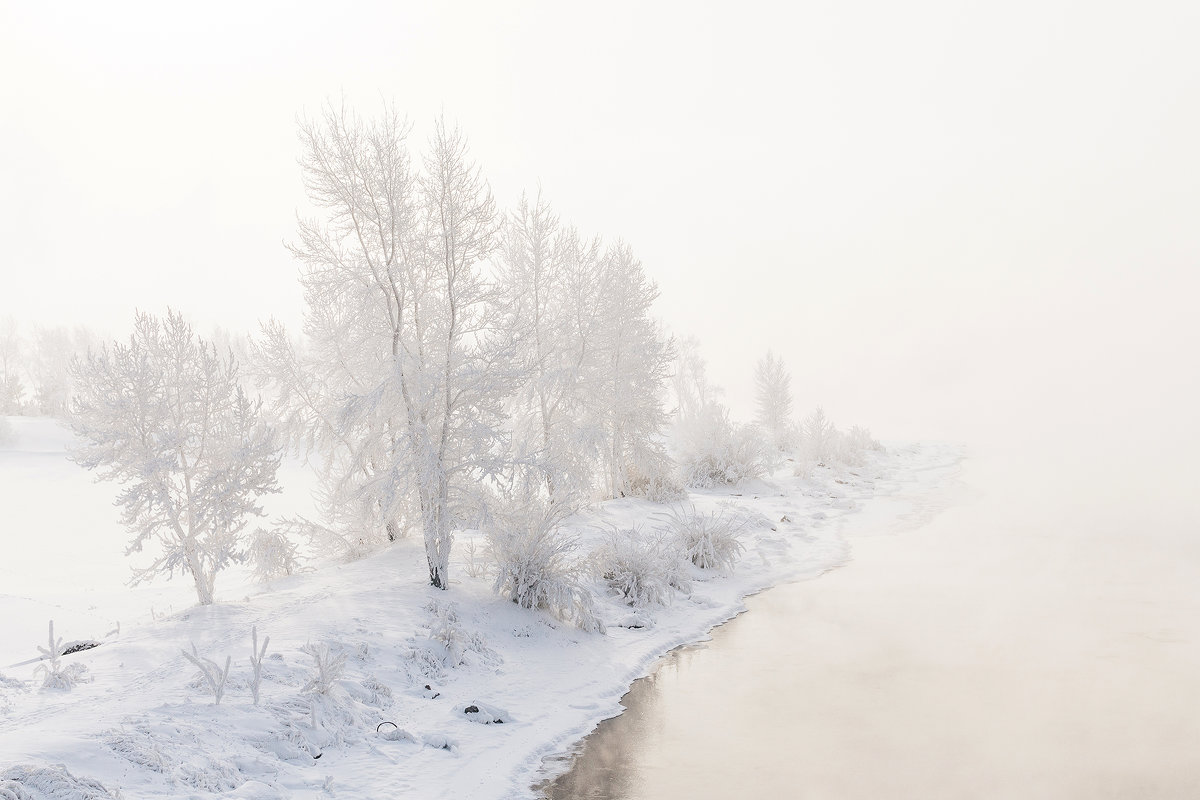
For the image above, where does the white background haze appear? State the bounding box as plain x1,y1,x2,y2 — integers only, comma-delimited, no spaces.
3,0,1196,450
2,4,1200,797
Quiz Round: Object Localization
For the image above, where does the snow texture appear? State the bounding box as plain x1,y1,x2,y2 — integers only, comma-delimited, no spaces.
0,417,961,800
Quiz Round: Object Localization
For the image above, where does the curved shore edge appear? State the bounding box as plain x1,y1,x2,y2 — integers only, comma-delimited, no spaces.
0,432,965,800
518,443,967,798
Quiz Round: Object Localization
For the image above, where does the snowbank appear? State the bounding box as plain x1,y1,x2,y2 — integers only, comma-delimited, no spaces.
0,419,962,799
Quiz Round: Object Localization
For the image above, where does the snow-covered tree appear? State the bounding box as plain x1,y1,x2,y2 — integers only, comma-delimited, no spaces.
69,310,282,605
799,406,837,464
259,104,511,589
0,316,24,414
670,341,770,488
754,350,794,450
29,325,96,417
672,337,717,424
592,242,675,498
498,193,608,506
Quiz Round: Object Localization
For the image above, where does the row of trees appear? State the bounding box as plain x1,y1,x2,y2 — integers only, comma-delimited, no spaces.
0,318,98,417
63,103,881,609
250,107,673,588
67,105,676,602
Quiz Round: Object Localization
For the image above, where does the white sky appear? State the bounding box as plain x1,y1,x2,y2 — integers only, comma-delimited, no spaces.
2,0,1198,448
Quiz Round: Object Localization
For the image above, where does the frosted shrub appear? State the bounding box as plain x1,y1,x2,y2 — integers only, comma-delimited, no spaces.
425,601,496,667
0,672,25,715
460,537,489,579
35,621,90,690
798,407,837,465
181,643,232,705
622,450,686,503
589,527,675,607
0,764,121,800
247,527,301,581
300,642,346,695
672,404,772,488
659,505,746,571
837,425,884,466
487,502,603,633
0,416,12,446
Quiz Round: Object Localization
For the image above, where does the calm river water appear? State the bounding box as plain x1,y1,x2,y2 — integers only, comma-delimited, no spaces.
539,439,1200,799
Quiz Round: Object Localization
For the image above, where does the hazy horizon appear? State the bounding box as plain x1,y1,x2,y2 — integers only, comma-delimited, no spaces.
3,1,1197,447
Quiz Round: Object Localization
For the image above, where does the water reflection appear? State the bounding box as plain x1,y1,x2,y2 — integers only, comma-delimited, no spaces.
538,645,704,799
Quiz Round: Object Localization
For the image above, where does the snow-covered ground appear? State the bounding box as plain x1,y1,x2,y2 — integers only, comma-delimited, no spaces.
0,416,962,799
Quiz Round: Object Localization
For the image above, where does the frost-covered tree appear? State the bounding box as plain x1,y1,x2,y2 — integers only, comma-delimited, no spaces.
592,242,674,498
498,193,609,505
69,310,282,605
799,407,837,464
0,316,24,414
258,104,511,589
754,350,794,450
670,342,770,488
672,337,717,424
30,325,96,417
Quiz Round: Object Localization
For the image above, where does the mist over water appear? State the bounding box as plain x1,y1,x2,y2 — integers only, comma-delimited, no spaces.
543,326,1200,798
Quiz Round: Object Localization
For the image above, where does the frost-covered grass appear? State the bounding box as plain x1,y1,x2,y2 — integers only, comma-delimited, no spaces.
0,417,961,800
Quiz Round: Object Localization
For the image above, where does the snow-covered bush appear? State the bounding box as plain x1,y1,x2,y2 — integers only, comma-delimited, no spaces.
425,601,497,667
0,764,121,800
672,404,773,488
0,416,12,447
35,621,90,690
0,672,26,715
181,642,232,705
836,425,884,466
622,454,687,503
798,407,837,465
487,501,603,632
249,627,269,706
300,642,346,695
247,527,301,581
589,527,676,607
459,537,489,579
795,409,883,470
659,505,746,571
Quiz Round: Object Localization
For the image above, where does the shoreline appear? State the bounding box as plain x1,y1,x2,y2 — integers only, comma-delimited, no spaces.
527,444,966,797
0,427,964,800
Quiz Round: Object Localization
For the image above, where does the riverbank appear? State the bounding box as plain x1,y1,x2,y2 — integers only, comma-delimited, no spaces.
0,418,963,799
542,444,1200,799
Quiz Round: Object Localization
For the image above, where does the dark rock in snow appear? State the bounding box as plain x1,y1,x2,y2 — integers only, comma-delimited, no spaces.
462,702,510,724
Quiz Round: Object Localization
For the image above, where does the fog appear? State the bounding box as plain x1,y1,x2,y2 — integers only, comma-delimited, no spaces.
2,2,1199,794
4,1,1196,445
546,439,1200,798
